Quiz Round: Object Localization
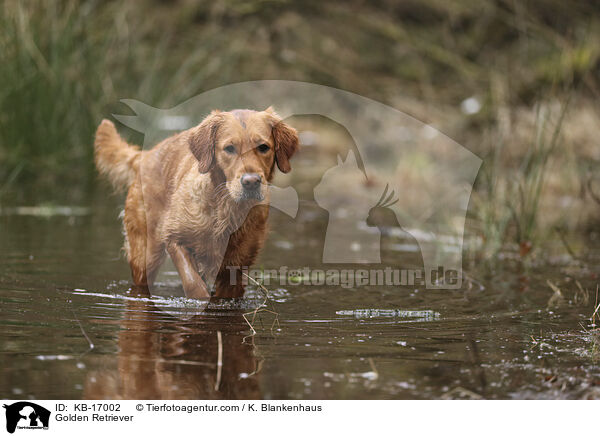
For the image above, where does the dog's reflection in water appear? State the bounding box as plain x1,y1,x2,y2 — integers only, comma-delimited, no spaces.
84,289,261,400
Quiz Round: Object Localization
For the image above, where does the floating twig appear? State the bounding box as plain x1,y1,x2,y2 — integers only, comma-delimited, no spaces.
591,285,600,327
214,330,222,391
71,309,95,353
242,273,281,339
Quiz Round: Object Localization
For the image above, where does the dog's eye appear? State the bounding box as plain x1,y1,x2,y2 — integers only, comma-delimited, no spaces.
257,143,270,153
224,145,236,154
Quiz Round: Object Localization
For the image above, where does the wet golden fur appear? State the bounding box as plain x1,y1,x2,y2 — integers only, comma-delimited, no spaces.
94,108,299,298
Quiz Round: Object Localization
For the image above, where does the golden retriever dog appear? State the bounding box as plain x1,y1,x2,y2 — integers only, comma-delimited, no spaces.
94,108,299,299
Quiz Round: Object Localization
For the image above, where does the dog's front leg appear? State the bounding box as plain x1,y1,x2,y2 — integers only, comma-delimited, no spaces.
167,243,210,299
214,266,246,299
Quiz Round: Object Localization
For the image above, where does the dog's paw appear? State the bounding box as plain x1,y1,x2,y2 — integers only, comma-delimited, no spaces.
183,283,211,300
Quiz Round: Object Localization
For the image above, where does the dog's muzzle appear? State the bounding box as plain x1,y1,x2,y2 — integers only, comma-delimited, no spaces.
239,173,264,201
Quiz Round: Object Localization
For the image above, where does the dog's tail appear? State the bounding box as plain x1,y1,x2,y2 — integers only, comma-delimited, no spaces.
94,119,141,191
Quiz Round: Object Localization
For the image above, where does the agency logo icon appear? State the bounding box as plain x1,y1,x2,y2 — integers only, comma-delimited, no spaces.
3,402,50,434
114,80,481,298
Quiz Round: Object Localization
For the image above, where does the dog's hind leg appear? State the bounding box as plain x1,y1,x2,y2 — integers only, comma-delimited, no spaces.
123,181,166,287
125,224,165,288
144,240,166,286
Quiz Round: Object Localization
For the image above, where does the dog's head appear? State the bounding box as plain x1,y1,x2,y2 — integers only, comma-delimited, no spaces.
189,107,299,202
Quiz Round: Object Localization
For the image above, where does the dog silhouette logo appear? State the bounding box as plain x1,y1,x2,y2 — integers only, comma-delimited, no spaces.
3,402,50,434
115,80,482,290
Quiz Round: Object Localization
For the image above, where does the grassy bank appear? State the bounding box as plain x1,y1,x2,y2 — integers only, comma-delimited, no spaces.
1,0,599,257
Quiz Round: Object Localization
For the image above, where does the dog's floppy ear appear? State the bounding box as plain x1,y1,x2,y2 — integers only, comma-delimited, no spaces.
189,110,224,173
267,109,299,173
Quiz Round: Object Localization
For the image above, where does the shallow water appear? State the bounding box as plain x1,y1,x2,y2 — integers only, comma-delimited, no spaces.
1,187,599,400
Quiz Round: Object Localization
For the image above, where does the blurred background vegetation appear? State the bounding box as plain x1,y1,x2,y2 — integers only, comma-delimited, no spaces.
0,0,599,258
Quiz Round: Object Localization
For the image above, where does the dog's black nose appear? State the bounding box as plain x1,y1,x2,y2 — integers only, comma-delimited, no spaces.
240,173,262,190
